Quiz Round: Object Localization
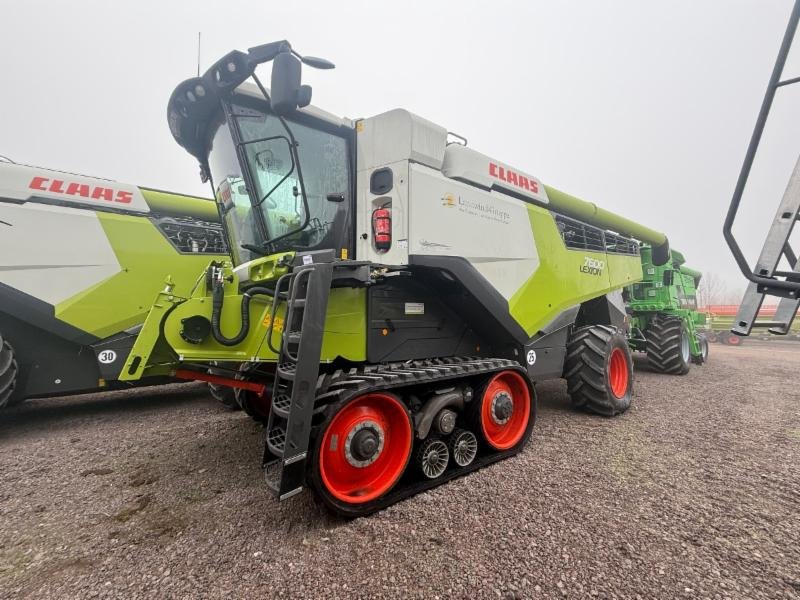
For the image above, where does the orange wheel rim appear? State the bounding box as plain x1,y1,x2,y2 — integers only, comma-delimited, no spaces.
479,370,532,450
319,393,411,505
608,347,629,399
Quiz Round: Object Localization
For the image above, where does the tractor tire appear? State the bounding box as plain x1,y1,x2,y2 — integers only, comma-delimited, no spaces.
564,325,633,416
0,334,20,409
726,333,743,347
691,333,710,365
207,363,240,410
644,315,691,375
706,331,719,344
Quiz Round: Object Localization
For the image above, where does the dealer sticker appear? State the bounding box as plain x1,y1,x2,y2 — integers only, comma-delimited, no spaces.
404,302,425,315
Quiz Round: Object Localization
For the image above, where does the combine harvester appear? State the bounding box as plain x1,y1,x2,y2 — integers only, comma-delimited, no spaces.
626,247,708,373
0,161,228,410
117,41,672,516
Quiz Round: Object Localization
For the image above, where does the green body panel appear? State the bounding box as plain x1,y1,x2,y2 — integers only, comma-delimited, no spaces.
119,257,367,381
509,205,643,336
627,247,705,357
54,211,226,339
140,188,220,220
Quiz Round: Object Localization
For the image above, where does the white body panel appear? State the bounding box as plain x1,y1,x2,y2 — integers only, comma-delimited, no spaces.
0,202,121,305
355,109,542,300
0,162,150,214
408,163,540,300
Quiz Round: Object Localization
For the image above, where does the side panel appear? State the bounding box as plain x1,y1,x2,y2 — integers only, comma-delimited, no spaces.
156,287,368,365
409,163,540,301
55,211,227,339
0,202,122,306
405,163,643,338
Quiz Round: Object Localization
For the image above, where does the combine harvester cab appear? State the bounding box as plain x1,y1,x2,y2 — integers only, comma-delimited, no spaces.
119,41,671,516
626,247,708,374
0,161,228,409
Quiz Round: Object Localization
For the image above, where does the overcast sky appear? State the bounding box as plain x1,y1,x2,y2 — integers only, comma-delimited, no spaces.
2,0,799,295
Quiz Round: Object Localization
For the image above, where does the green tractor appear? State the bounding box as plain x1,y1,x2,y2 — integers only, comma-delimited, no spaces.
626,247,708,374
0,160,229,410
117,41,674,517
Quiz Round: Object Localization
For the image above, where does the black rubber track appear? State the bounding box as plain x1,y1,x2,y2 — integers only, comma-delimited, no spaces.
563,325,633,416
0,333,19,409
645,315,691,375
301,357,537,518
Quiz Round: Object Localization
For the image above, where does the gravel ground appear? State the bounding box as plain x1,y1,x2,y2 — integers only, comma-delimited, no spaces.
0,341,798,599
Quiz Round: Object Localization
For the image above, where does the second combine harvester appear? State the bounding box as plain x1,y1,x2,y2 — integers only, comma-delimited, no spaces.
117,42,671,516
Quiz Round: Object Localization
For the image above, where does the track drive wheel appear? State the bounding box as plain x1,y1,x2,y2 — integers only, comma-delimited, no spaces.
310,392,413,513
644,315,691,375
691,334,710,365
0,333,19,410
564,325,633,416
472,370,534,451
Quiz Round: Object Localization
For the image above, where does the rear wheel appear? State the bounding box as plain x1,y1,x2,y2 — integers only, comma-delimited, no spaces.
0,334,19,410
644,315,691,375
207,362,240,410
564,325,633,416
692,334,710,365
727,333,743,346
234,362,272,422
311,392,413,511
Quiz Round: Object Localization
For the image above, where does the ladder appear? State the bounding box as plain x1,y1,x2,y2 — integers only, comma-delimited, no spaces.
261,255,370,500
263,260,333,500
724,0,800,336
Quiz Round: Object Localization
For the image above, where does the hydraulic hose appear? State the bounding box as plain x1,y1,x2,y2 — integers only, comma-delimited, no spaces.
210,283,275,346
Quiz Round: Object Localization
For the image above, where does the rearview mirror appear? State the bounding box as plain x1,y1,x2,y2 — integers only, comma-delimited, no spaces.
270,51,312,115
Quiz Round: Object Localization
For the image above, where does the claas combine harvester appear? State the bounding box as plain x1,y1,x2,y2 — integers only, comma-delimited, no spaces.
117,42,672,516
0,161,227,410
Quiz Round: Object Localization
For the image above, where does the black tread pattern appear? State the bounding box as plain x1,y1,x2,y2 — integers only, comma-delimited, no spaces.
564,325,631,416
300,357,536,517
691,334,709,365
0,333,19,409
645,315,690,375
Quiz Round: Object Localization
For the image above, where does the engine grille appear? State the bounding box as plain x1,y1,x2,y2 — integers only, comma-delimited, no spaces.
152,215,228,254
554,214,639,256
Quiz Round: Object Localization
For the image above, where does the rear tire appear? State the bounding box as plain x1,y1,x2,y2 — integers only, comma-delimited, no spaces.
0,334,20,410
726,333,743,346
207,362,240,410
645,315,691,375
691,334,709,365
564,325,633,416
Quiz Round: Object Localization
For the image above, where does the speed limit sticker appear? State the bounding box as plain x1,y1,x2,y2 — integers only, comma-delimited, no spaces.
98,350,117,364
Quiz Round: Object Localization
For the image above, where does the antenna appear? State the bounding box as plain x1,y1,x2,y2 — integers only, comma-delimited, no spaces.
197,32,202,77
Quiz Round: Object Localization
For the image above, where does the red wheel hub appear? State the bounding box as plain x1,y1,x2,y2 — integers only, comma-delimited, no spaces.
479,370,532,450
319,393,412,505
608,347,629,399
728,335,741,346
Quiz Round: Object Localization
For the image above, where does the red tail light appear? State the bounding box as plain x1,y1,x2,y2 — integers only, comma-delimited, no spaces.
372,207,391,251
